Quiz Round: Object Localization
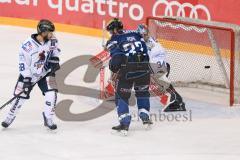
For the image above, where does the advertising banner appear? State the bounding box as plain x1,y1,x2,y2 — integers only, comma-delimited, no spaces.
0,0,240,31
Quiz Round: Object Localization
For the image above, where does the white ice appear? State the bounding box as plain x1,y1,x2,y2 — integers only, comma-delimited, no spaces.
0,25,240,160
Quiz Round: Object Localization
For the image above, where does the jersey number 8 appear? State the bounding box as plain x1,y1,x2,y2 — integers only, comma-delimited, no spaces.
19,63,25,71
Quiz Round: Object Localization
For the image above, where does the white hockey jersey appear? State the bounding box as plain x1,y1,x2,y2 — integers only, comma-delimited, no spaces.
146,37,166,65
19,34,60,82
145,36,168,74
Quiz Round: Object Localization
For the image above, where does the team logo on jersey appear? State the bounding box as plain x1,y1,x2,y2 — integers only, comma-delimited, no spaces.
34,51,46,69
39,51,46,60
22,41,33,52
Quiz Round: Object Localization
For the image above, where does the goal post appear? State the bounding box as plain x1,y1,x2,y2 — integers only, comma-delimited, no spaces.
146,16,240,106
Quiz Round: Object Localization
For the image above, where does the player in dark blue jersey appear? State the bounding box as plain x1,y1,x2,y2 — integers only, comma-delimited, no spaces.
106,18,152,135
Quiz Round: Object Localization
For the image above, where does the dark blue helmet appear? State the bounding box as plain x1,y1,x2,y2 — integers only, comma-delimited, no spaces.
106,18,123,32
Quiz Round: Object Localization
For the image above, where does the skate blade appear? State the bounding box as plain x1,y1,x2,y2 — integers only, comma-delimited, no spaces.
1,127,8,131
162,105,187,112
44,126,58,133
121,130,128,136
143,124,152,130
46,129,58,134
162,108,187,112
111,130,128,137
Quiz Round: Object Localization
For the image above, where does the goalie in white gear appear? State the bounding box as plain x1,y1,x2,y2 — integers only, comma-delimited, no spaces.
1,19,61,130
137,24,186,112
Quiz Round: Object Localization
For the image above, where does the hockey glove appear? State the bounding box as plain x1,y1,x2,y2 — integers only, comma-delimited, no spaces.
46,57,60,73
23,77,32,94
109,54,127,73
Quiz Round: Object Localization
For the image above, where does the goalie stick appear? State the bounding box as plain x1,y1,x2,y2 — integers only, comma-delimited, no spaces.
89,50,110,68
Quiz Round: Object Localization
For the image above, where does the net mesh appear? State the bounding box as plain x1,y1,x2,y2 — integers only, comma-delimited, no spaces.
147,17,240,105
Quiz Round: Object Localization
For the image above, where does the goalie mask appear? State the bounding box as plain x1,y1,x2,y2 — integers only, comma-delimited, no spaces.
137,24,150,41
137,24,149,35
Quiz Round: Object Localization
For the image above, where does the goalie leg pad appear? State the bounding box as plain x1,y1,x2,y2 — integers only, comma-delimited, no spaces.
163,85,186,112
151,72,171,94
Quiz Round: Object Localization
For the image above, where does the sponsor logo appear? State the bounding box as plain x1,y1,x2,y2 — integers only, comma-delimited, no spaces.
0,0,211,22
152,0,211,20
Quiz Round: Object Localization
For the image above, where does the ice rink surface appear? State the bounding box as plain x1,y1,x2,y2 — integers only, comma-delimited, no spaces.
0,25,240,160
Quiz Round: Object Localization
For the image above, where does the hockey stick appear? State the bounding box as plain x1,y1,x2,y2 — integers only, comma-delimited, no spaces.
0,92,24,111
102,20,107,48
0,69,51,111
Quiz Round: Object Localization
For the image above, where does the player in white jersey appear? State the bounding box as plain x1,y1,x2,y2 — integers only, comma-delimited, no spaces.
137,24,186,112
1,19,61,130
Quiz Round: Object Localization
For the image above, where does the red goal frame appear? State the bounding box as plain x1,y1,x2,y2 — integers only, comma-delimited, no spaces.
146,16,235,106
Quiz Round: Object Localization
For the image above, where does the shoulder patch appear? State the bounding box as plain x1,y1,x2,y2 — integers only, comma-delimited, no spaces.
22,41,33,53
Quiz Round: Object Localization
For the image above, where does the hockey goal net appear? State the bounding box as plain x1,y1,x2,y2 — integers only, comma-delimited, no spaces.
147,16,240,106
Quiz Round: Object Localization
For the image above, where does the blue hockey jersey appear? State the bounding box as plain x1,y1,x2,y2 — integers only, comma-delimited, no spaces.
106,31,148,61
